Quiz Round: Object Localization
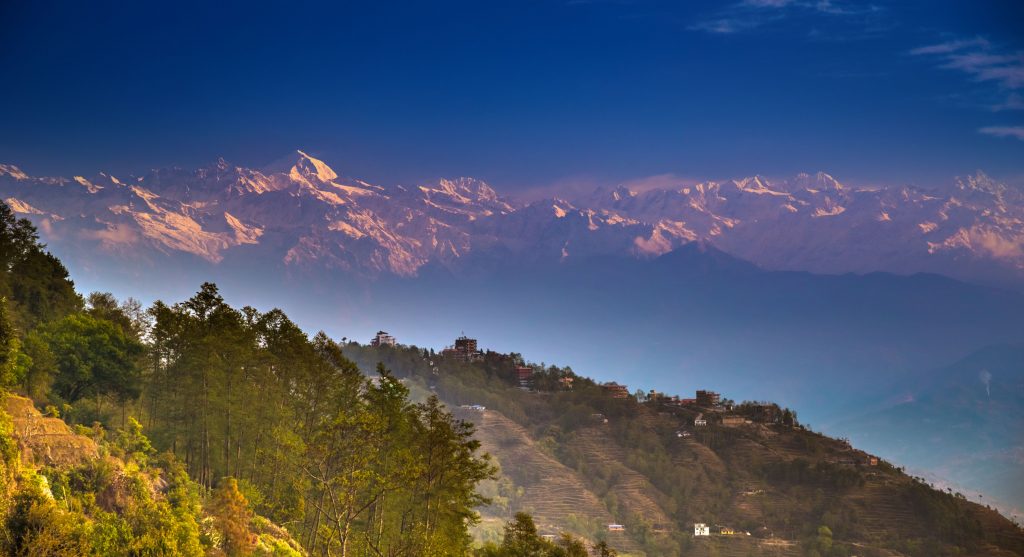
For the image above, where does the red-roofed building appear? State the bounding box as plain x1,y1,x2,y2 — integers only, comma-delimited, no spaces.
514,366,534,389
602,382,630,399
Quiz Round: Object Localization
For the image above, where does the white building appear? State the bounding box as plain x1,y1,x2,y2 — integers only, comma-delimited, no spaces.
694,523,710,536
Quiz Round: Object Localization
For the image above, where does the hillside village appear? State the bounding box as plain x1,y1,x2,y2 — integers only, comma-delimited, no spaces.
348,331,1024,557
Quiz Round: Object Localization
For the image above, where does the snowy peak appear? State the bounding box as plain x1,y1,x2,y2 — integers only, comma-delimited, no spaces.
955,171,1009,198
733,175,787,195
441,177,500,204
265,150,339,183
415,177,514,218
789,171,845,192
0,164,30,181
0,154,1021,287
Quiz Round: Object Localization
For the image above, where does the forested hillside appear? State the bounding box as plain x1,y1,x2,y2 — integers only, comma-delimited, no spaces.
0,202,494,555
342,345,1024,557
0,198,1022,557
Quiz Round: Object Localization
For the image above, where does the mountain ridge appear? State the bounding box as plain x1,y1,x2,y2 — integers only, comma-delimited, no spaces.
2,152,1022,289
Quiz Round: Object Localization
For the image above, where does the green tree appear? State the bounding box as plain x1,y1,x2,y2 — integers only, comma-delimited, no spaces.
115,417,156,466
593,540,618,557
0,201,81,330
211,477,256,556
558,533,589,557
0,297,24,387
814,525,833,556
501,512,546,557
19,330,56,399
38,313,143,404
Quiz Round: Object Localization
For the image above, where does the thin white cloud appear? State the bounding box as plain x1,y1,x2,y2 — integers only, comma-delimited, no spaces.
741,0,794,7
689,17,768,34
909,37,990,56
942,52,1024,89
911,37,1024,110
993,93,1024,112
978,126,1024,140
691,0,885,36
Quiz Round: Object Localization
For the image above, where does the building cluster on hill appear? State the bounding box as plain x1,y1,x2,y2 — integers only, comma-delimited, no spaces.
601,381,630,399
441,334,484,362
370,330,397,347
644,388,724,409
695,389,721,407
694,522,753,537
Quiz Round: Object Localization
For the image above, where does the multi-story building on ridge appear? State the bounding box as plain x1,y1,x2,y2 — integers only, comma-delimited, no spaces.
370,330,396,347
514,366,534,390
602,382,630,399
441,334,484,362
696,389,721,407
454,335,477,353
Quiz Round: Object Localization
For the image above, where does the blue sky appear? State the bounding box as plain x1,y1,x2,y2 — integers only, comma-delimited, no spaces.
1,0,1022,193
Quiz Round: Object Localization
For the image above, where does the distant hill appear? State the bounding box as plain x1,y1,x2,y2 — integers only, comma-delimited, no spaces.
343,342,1024,557
835,343,1024,523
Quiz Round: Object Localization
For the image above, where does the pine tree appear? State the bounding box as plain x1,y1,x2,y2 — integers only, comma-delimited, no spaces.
210,478,256,556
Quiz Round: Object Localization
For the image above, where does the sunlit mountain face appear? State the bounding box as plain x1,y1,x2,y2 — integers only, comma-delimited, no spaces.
2,152,1021,288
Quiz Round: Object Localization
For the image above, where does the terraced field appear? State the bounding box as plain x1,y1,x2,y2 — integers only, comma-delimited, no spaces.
454,408,640,551
451,400,1024,557
690,536,800,557
567,427,675,531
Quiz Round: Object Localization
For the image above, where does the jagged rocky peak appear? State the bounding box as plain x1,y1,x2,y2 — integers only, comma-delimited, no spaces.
789,171,845,192
734,175,767,189
265,150,339,183
581,184,636,207
731,175,787,195
955,170,1010,198
610,185,637,201
416,176,515,215
0,164,30,180
424,177,497,202
0,155,1020,287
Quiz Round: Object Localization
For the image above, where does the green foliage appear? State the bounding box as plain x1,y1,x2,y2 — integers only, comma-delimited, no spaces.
501,512,546,556
761,458,865,490
19,331,56,400
36,313,143,404
474,513,596,557
210,477,256,556
901,479,984,553
4,473,92,556
592,540,618,557
113,417,156,467
135,283,496,556
0,201,82,331
0,298,21,388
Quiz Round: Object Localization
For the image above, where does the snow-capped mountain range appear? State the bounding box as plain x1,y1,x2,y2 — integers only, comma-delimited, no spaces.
2,151,1022,288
